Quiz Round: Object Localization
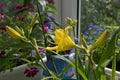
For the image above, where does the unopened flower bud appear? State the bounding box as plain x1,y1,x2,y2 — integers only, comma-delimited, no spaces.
80,33,88,49
6,26,24,40
90,30,110,52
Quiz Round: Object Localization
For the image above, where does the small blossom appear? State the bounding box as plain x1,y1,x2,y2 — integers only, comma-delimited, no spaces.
84,31,88,35
15,6,23,10
88,27,92,30
70,49,75,53
23,3,34,11
49,16,55,21
13,3,34,11
97,28,104,32
45,0,55,4
0,4,4,9
44,14,55,28
38,48,46,53
24,67,39,78
93,31,97,35
44,17,51,24
0,13,4,19
44,14,55,23
92,25,98,28
45,23,51,28
44,26,49,31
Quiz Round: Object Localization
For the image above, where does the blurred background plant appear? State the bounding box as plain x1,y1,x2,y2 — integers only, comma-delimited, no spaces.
81,0,120,32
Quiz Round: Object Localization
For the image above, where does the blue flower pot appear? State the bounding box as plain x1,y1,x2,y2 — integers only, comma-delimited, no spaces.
43,54,75,78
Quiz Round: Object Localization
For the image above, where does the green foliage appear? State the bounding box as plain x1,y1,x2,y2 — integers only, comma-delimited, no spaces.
81,0,120,32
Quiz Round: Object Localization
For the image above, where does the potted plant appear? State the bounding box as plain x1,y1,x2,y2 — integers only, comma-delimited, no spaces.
1,0,120,80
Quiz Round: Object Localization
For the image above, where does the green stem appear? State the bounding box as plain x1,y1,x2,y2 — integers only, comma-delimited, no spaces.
35,0,60,77
29,41,52,75
85,50,97,80
75,48,79,79
36,0,47,47
89,55,97,80
75,44,83,50
71,26,79,79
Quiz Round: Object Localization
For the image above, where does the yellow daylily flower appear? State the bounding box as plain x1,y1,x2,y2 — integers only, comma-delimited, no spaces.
6,26,24,40
46,26,76,53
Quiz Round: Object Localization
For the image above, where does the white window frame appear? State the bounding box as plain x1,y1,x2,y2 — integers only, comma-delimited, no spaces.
55,0,81,41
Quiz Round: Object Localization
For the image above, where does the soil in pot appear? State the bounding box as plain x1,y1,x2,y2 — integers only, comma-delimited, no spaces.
107,61,120,71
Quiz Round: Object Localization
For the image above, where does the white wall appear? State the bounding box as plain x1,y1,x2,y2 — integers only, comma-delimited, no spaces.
54,0,81,42
54,0,78,26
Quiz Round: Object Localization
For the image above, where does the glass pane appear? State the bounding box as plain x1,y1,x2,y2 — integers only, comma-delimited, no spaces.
81,0,120,44
81,0,120,32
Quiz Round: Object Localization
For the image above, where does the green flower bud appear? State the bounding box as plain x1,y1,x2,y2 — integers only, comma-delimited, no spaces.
90,30,110,52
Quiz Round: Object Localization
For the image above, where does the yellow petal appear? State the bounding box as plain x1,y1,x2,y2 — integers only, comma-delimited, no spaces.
54,29,64,44
46,26,76,53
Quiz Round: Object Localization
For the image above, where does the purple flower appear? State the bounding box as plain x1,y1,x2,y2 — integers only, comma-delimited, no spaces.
92,25,98,28
44,14,55,28
23,3,34,11
45,0,55,4
93,31,97,35
89,24,98,28
44,26,49,31
70,49,75,53
49,16,55,21
46,23,52,28
44,17,51,24
44,14,55,23
24,67,39,78
88,27,92,30
0,13,4,19
44,18,52,28
84,31,88,35
0,27,6,32
39,48,46,53
97,27,103,31
13,3,34,11
14,6,23,10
